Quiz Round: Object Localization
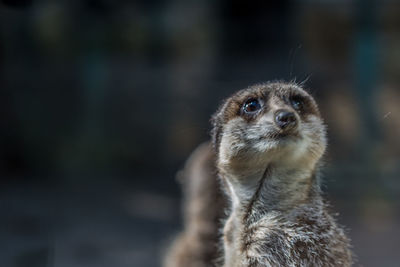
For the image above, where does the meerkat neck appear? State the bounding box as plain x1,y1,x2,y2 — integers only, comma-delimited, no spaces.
224,164,321,222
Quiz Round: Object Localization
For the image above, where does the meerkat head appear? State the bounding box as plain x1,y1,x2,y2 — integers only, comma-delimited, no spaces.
211,82,326,181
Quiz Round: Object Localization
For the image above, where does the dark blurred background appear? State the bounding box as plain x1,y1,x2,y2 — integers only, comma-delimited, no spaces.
1,0,399,266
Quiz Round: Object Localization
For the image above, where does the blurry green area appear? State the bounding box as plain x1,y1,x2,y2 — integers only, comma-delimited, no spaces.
0,0,399,267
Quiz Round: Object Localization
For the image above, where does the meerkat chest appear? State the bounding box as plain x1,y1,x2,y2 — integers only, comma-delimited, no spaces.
224,213,306,267
223,213,280,267
226,212,351,267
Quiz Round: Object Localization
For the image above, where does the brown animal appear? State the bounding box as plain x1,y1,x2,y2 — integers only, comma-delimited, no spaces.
211,82,353,266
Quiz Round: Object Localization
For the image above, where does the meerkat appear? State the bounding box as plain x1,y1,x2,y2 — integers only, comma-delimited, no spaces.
211,82,353,267
164,142,227,267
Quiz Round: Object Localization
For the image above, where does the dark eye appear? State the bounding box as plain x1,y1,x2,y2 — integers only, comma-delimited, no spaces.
243,98,261,114
290,96,304,110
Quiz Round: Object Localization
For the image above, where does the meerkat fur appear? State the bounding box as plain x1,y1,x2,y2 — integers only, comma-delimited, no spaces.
211,81,353,267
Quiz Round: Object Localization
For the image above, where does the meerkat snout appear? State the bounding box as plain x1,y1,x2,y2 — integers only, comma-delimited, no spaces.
274,109,297,130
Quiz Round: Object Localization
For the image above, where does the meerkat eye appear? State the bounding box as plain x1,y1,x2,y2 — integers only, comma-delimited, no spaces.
290,96,304,111
243,98,261,114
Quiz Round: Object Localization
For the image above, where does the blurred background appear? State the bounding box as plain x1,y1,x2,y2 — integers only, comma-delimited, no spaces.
0,0,399,266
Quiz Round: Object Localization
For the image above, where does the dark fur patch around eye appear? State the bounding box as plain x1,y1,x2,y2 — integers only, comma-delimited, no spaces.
242,98,261,114
289,95,305,111
211,89,264,152
284,91,320,119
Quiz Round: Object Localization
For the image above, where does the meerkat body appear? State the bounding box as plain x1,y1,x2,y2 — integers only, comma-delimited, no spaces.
211,82,353,266
164,142,226,267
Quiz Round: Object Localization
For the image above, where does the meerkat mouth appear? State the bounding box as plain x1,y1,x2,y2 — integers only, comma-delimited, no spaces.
276,131,301,139
260,130,301,141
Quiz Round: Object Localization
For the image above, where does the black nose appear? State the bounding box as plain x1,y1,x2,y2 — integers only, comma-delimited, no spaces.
275,110,297,129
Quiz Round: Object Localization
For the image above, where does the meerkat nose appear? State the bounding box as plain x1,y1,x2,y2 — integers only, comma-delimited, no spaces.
274,110,297,129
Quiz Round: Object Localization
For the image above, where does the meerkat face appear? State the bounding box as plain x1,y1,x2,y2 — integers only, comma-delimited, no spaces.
212,82,326,175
